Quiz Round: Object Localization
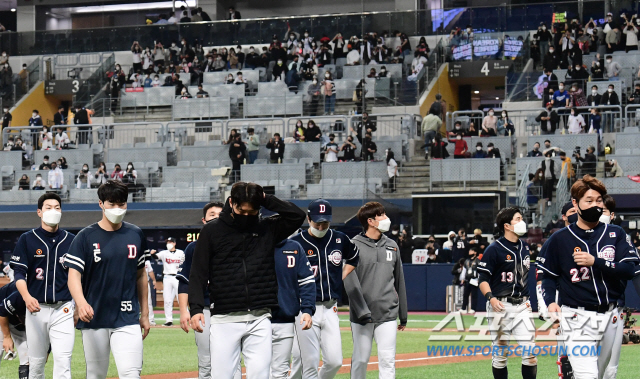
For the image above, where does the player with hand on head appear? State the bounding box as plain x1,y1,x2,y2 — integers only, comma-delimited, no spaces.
188,182,306,379
289,199,360,379
477,207,537,379
344,202,407,379
150,237,185,326
9,193,75,379
0,281,28,378
176,201,224,379
65,180,151,379
538,176,638,379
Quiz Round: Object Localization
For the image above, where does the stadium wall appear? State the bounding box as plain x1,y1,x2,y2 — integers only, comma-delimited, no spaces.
11,81,69,127
421,63,458,133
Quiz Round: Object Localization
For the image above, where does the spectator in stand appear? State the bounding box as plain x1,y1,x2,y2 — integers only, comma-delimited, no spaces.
198,7,211,21
155,14,168,24
307,76,321,116
293,120,305,142
18,63,28,93
569,64,588,90
631,83,640,105
32,173,46,190
18,174,29,190
321,72,336,115
542,45,559,71
40,125,53,150
111,164,124,181
543,68,558,92
38,155,51,170
236,46,245,69
544,215,564,236
421,112,442,158
143,73,152,87
428,94,446,120
386,149,398,192
94,162,109,187
605,26,621,54
131,41,143,73
179,10,191,23
397,33,411,59
467,121,478,136
588,108,602,139
285,57,301,89
600,83,620,132
0,51,8,65
272,59,287,81
324,134,339,163
575,145,597,177
304,120,321,142
108,74,121,113
430,133,449,160
1,106,10,131
552,83,570,129
331,33,347,63
568,81,587,108
76,164,92,189
623,15,639,52
605,55,622,79
487,143,501,160
151,74,161,87
167,13,178,24
191,8,203,22
152,42,165,71
481,109,498,136
228,48,239,69
340,136,357,161
53,105,66,125
528,142,543,157
587,85,602,107
48,161,63,190
57,157,68,170
527,171,543,207
122,162,138,186
55,127,70,149
472,142,487,158
224,73,234,85
567,108,585,134
346,46,361,65
28,109,43,147
448,133,468,159
449,121,466,138
497,110,514,136
539,151,556,206
228,6,241,20
178,87,192,99
558,151,574,180
361,133,377,161
223,129,238,145
535,23,553,58
354,79,367,114
228,134,246,181
245,127,260,164
245,47,259,69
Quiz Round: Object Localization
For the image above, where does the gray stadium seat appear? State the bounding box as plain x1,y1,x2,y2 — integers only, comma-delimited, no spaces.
177,161,191,167
135,143,148,148
335,178,350,185
194,141,208,147
161,182,174,187
121,143,134,149
150,142,163,148
617,148,632,155
625,127,640,133
220,160,232,167
207,160,220,167
319,179,334,185
253,159,268,165
192,161,206,167
350,178,365,184
282,158,298,164
175,182,190,188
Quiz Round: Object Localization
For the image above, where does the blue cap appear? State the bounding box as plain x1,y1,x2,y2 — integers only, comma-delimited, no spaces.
307,199,332,223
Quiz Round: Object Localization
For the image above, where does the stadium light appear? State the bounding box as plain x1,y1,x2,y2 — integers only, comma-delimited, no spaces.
495,97,499,100
71,0,197,13
10,8,15,12
473,90,479,94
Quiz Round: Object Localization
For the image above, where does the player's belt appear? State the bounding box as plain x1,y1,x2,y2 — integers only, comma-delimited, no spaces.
164,274,176,276
497,296,528,305
565,303,616,314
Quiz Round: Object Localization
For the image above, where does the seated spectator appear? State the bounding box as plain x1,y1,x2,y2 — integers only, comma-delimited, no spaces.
234,72,247,85
285,57,301,89
425,248,443,263
430,133,449,159
48,161,63,190
346,47,360,65
481,109,498,136
143,74,153,87
178,87,192,99
568,82,587,108
448,121,466,138
151,74,161,87
18,174,29,190
32,173,46,190
293,120,305,142
544,215,564,236
526,172,542,206
340,136,357,161
55,127,70,149
630,83,640,104
121,162,137,185
567,108,585,134
76,164,92,189
605,55,621,79
487,142,501,159
472,142,487,158
245,47,260,69
40,126,53,150
266,133,285,163
575,145,597,177
304,120,321,142
605,159,623,177
213,56,225,71
224,73,234,84
38,155,51,170
447,133,468,159
536,102,559,135
324,134,339,163
94,162,109,187
600,83,620,105
272,59,287,81
367,68,377,78
497,110,514,136
195,84,209,98
528,142,543,157
111,163,124,181
361,133,377,161
558,151,575,179
591,55,605,79
317,45,332,66
378,66,388,77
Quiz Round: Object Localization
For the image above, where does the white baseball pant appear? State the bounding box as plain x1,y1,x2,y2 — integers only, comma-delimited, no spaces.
163,275,179,323
560,305,614,379
289,301,342,379
81,324,143,379
350,320,397,379
195,308,212,379
486,300,537,369
599,307,624,379
210,315,272,379
270,323,295,379
0,324,28,365
147,283,155,325
26,301,75,379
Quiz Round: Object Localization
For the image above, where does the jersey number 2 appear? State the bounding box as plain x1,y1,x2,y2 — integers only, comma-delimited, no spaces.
570,267,591,283
35,268,44,280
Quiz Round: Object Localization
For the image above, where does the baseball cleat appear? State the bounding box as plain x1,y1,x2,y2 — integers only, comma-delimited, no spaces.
163,322,173,327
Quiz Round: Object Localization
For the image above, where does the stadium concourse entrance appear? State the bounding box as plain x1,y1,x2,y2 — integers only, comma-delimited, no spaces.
448,60,512,110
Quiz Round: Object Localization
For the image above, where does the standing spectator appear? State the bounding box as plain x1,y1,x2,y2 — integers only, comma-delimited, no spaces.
179,10,191,23
48,161,63,190
266,133,285,164
142,47,153,72
420,113,442,158
539,151,556,206
54,106,66,126
567,109,585,134
534,23,553,58
331,33,347,63
40,125,53,150
386,150,397,192
600,83,620,132
28,109,43,147
108,75,121,113
304,120,321,142
354,79,367,114
527,171,543,207
191,8,203,22
558,151,574,180
361,133,377,161
575,145,597,177
552,83,570,128
542,68,558,92
153,42,165,70
448,134,468,159
321,72,336,115
460,246,480,314
472,142,487,158
430,133,449,160
228,48,239,69
111,164,124,181
2,106,11,131
131,41,143,73
588,108,602,140
18,63,28,94
55,127,70,149
481,109,498,136
340,136,357,161
198,7,211,21
307,76,321,116
223,129,238,145
587,85,602,107
605,55,621,79
527,142,543,157
73,104,93,146
591,54,605,79
542,45,559,71
428,94,446,120
246,128,260,164
605,27,621,54
497,110,514,136
324,134,339,163
451,229,470,263
228,134,246,181
623,15,639,52
569,65,588,91
228,6,241,20
352,113,377,144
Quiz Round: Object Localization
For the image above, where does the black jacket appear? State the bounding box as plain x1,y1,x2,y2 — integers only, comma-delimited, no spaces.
304,126,321,142
536,110,559,133
576,152,597,177
53,111,66,126
587,94,602,107
543,52,559,71
228,140,246,161
188,196,306,316
600,91,620,106
265,139,285,161
74,108,90,125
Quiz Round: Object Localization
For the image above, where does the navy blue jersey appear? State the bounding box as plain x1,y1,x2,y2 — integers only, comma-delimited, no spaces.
177,241,210,307
65,222,148,329
452,237,470,263
10,227,75,304
538,223,639,308
0,282,26,331
478,237,531,298
272,239,316,323
290,229,359,302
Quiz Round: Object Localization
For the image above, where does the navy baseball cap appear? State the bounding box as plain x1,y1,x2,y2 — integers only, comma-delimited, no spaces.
167,237,176,243
307,199,332,223
561,202,574,216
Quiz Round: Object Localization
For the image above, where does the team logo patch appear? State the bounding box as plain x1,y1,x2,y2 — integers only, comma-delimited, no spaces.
328,250,343,266
336,238,341,243
597,246,616,261
613,316,617,324
610,232,616,238
63,308,69,314
36,249,43,255
333,306,337,313
506,254,511,260
307,250,315,256
523,256,530,270
574,247,582,253
282,250,297,254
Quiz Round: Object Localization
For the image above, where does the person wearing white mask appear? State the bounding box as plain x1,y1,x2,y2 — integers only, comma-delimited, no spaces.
150,237,185,326
66,180,150,378
9,193,76,379
481,108,498,136
344,201,407,379
289,199,360,379
601,194,616,225
477,207,537,379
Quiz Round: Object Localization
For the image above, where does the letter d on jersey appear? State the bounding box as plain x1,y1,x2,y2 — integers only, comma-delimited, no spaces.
93,243,102,262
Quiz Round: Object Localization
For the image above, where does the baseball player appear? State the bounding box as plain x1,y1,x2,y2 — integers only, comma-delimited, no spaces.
477,206,537,379
344,202,407,379
289,199,360,379
538,176,638,379
0,281,28,379
145,260,157,326
452,229,470,263
10,192,76,379
66,180,151,379
150,237,185,326
177,201,224,379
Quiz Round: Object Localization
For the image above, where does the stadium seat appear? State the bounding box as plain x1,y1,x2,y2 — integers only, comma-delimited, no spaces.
351,178,365,184
106,163,116,171
617,148,631,155
121,143,134,149
194,141,208,147
220,160,232,167
175,182,190,188
319,179,334,185
207,160,220,167
177,161,191,167
161,182,174,187
625,127,640,133
192,161,206,167
282,158,298,164
335,178,350,185
150,142,163,148
253,159,268,165
135,143,148,148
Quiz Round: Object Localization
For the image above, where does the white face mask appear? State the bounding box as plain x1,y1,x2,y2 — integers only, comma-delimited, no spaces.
592,90,597,96
376,217,391,233
391,230,398,235
488,111,494,116
599,214,611,224
512,220,527,236
312,80,317,84
309,225,328,238
608,88,613,93
325,74,330,78
456,136,462,140
476,146,482,151
104,207,126,224
127,165,132,169
559,86,564,90
42,210,62,227
32,113,37,118
501,112,506,117
607,60,612,64
166,243,175,251
542,26,546,30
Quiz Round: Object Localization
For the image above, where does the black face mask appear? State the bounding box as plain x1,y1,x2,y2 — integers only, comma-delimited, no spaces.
232,210,259,229
577,204,603,223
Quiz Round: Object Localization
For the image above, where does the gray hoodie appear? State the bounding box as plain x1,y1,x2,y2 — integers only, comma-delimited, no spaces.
344,233,408,325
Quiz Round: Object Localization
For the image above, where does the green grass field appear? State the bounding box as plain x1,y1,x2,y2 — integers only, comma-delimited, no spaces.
1,313,639,378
